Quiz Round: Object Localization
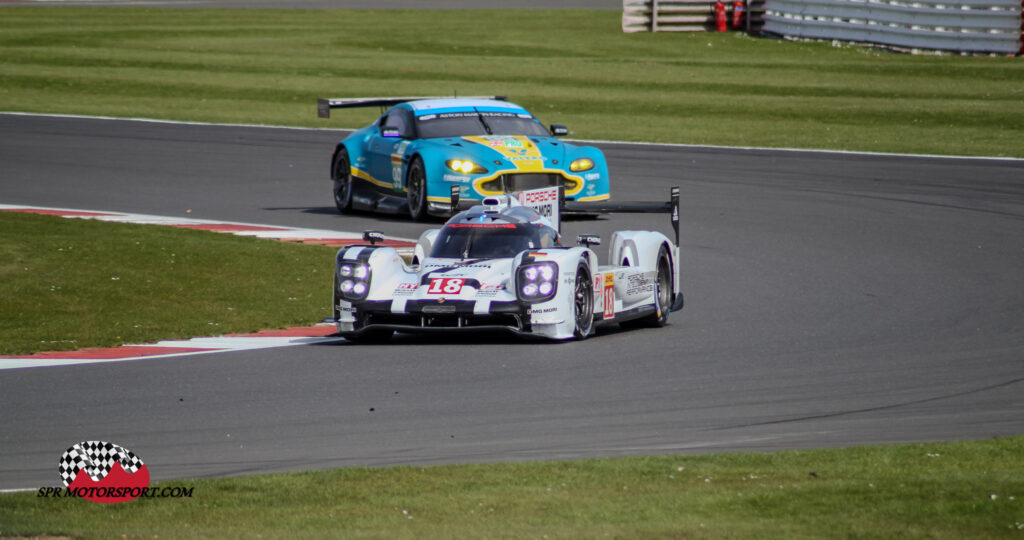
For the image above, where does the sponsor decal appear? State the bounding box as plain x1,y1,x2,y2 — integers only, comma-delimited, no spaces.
603,273,615,320
585,172,600,181
393,282,418,296
425,263,493,269
626,273,655,296
447,223,516,229
486,137,524,149
444,174,472,183
36,441,194,504
424,112,522,121
517,186,560,222
427,277,465,294
528,306,559,315
519,189,558,205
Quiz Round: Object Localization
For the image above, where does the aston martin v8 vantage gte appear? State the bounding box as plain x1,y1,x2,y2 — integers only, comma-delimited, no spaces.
332,187,683,342
317,96,611,221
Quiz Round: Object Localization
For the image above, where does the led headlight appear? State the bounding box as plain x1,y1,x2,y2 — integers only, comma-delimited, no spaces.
337,263,371,300
516,261,558,303
569,158,595,172
446,159,488,175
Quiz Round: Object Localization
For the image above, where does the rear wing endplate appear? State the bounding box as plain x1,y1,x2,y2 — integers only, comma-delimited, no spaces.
318,96,508,118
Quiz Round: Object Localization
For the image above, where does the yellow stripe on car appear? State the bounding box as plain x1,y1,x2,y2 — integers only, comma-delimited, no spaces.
350,167,394,190
463,135,545,172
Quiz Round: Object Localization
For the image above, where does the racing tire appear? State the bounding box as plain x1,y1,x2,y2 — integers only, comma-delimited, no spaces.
572,262,595,340
406,156,428,221
627,245,672,328
332,148,354,213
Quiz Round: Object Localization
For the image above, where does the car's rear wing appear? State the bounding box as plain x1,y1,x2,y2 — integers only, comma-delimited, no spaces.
449,185,680,246
563,188,680,247
317,96,508,118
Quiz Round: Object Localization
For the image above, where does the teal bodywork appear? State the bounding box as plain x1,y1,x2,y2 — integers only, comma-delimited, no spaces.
330,98,610,217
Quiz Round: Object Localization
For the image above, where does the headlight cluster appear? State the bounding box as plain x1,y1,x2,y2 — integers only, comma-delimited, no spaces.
337,263,371,300
446,159,488,175
569,158,595,172
517,262,558,303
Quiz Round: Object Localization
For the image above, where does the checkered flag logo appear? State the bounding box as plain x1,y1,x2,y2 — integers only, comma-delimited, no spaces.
59,441,145,487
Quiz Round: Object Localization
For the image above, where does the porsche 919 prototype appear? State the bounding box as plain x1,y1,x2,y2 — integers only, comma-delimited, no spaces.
331,186,683,342
318,96,611,220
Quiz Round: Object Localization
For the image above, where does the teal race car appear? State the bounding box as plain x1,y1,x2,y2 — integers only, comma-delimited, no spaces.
317,96,611,220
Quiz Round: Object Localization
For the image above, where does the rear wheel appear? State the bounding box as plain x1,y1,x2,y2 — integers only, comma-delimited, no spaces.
573,262,594,340
407,157,428,221
332,148,354,213
635,246,672,328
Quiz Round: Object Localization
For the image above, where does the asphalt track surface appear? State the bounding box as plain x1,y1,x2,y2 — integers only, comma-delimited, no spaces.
1,113,1022,489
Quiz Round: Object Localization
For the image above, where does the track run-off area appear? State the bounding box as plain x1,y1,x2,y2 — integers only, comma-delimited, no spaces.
1,113,1022,490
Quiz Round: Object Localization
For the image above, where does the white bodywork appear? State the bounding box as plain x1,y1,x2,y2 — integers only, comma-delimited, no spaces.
333,187,681,341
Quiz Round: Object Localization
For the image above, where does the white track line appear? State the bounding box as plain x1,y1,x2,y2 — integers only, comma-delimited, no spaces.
0,332,345,371
3,111,1022,162
0,203,415,247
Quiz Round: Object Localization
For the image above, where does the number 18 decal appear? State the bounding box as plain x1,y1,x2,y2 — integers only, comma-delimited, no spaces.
427,277,465,294
603,273,615,319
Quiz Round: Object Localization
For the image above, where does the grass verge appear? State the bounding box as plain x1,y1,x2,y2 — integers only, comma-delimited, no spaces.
1,437,1022,538
0,8,1022,157
0,212,335,355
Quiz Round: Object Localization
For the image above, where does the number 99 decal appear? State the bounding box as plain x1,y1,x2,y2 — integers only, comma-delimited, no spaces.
427,278,465,294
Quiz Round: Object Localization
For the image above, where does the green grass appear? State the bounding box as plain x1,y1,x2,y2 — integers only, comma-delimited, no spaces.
1,8,1022,156
2,437,1022,538
0,212,335,355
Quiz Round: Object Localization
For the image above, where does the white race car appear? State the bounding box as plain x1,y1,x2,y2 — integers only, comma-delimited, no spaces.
332,186,683,341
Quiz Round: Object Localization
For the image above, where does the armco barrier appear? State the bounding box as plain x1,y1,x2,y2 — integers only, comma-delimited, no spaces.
623,0,767,33
762,0,1023,54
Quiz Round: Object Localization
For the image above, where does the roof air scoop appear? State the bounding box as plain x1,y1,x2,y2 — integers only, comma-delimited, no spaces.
483,196,511,214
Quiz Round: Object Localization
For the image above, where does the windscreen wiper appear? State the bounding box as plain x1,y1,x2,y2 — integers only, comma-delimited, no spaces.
474,108,493,135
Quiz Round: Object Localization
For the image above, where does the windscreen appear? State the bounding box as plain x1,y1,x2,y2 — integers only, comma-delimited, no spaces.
430,223,554,259
417,111,550,139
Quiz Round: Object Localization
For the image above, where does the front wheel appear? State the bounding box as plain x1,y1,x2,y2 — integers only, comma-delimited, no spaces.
406,157,428,221
573,262,595,340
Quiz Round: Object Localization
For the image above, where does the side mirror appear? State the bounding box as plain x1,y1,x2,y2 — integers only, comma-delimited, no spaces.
577,234,601,248
363,230,385,245
550,124,569,137
381,126,402,138
450,185,460,216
